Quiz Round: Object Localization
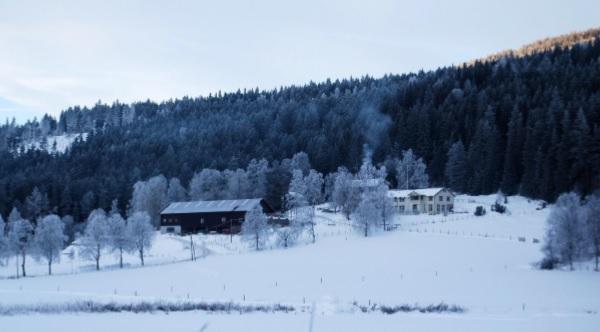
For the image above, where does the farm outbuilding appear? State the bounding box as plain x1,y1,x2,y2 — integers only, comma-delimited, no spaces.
388,187,454,215
160,198,275,235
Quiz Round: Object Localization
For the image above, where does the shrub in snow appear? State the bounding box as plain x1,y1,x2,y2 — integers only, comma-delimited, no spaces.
474,206,486,216
539,256,559,270
491,202,507,214
241,205,269,250
127,212,155,266
353,301,465,314
33,214,66,275
0,300,296,315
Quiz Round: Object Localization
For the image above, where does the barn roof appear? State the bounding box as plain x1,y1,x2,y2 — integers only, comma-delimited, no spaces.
388,187,450,198
161,198,264,214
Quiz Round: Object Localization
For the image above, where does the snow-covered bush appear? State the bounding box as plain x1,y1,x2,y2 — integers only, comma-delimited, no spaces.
474,206,486,216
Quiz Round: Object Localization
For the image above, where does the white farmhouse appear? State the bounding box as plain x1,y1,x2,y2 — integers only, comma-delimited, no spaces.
388,187,454,215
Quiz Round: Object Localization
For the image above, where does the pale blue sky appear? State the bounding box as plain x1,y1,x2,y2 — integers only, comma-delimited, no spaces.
1,0,598,122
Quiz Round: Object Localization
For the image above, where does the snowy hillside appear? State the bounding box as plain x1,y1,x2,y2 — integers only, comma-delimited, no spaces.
0,195,599,331
17,133,87,154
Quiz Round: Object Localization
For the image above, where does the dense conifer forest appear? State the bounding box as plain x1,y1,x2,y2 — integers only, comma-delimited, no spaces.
0,32,599,220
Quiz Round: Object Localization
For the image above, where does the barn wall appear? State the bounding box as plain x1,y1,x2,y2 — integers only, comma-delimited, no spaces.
161,211,246,234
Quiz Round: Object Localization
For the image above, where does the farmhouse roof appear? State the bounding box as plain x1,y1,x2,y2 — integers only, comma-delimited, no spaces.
388,187,450,198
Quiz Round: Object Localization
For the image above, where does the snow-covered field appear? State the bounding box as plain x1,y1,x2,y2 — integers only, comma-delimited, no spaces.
1,195,599,331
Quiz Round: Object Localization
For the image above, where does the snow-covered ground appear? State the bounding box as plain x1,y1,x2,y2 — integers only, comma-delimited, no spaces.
1,195,599,331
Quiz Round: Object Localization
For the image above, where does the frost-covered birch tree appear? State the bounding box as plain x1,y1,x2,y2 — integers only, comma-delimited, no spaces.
304,169,324,206
131,175,168,227
80,209,110,271
373,184,396,231
332,168,360,219
108,211,130,268
242,205,269,250
8,207,22,224
583,194,600,271
396,149,429,190
189,169,226,200
7,216,34,277
352,194,380,237
0,215,8,265
167,177,187,203
288,170,307,197
276,216,303,248
127,212,155,266
543,192,583,270
225,168,249,199
33,214,66,275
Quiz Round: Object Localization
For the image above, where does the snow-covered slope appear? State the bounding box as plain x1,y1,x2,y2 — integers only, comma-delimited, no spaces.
0,195,598,332
17,133,87,154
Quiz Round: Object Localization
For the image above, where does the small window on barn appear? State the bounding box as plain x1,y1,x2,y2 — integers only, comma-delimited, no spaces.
200,218,204,224
221,217,226,222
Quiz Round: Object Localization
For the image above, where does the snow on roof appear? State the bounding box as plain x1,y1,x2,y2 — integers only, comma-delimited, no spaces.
349,178,384,188
161,198,263,214
388,187,450,198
